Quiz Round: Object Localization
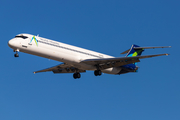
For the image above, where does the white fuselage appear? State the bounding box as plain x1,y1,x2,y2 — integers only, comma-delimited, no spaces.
8,34,122,74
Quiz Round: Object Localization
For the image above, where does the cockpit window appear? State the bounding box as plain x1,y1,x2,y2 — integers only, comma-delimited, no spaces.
15,35,28,39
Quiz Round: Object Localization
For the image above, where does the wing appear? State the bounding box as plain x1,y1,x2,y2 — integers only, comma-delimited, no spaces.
34,63,86,74
81,53,169,70
34,53,169,73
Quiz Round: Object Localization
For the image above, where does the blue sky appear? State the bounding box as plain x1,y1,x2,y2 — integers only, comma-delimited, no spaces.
0,0,179,120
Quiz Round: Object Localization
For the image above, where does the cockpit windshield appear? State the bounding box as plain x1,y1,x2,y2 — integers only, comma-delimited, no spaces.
15,35,28,39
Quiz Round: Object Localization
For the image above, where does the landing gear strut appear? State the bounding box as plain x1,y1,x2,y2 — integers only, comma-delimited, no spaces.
14,50,19,57
73,72,81,79
94,70,102,76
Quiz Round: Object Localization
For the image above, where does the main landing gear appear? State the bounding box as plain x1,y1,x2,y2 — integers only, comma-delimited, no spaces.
94,70,102,76
73,72,81,79
14,49,19,57
73,70,102,79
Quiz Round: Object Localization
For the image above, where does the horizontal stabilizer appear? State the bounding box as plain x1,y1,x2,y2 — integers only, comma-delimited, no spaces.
133,46,171,50
121,46,171,54
136,53,170,59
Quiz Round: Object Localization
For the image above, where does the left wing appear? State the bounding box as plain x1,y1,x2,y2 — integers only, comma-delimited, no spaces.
34,63,86,74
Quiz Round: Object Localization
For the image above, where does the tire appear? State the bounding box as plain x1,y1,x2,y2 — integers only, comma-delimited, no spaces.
14,53,19,57
94,70,102,76
73,73,81,79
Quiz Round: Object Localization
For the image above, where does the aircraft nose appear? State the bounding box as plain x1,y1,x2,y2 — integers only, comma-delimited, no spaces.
8,39,15,48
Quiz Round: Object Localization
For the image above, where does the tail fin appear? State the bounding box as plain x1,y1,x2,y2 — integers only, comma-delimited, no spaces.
126,44,144,57
121,44,144,71
121,44,171,57
121,44,171,71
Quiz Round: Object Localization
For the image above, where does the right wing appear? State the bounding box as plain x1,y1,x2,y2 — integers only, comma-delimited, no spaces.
34,63,86,74
34,53,169,73
81,53,169,70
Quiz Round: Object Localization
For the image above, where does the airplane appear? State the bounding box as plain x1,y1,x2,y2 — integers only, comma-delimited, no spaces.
8,33,171,79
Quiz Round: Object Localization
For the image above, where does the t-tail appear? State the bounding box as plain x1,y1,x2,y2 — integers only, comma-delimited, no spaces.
126,44,144,57
118,44,171,74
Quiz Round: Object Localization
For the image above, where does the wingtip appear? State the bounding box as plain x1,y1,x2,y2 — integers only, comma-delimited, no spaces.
166,53,170,56
33,72,36,74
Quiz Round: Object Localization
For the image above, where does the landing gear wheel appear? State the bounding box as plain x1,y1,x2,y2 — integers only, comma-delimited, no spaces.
14,53,19,57
14,50,19,57
73,72,81,79
94,70,102,76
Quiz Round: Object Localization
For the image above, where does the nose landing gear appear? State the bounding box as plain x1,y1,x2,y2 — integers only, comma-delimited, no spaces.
13,49,19,57
14,53,19,57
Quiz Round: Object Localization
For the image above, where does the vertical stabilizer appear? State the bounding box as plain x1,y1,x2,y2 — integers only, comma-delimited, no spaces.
122,44,144,71
126,44,144,57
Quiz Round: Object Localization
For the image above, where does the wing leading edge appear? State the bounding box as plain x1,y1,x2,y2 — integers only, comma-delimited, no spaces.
34,63,86,74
